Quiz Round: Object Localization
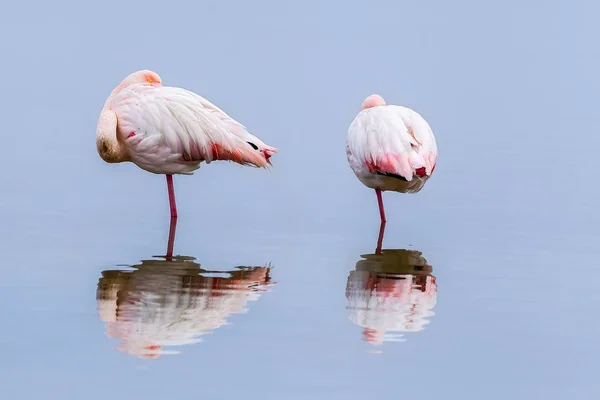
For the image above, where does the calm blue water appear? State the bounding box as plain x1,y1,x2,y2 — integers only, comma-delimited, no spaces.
1,0,599,398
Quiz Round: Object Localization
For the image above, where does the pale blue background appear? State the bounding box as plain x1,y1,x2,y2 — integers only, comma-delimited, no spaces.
0,0,598,399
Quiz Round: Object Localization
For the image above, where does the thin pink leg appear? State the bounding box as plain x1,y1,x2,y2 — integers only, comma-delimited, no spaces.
375,189,386,223
166,174,178,218
376,221,386,255
166,216,177,260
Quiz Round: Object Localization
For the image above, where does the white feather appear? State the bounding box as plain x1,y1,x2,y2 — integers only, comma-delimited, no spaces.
111,84,275,175
346,104,438,193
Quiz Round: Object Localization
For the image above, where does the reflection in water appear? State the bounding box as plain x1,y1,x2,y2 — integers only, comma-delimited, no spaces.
96,219,274,359
346,248,438,346
97,258,274,359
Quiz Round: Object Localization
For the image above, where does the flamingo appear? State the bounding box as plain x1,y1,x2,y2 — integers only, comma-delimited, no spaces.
96,70,277,218
346,94,438,228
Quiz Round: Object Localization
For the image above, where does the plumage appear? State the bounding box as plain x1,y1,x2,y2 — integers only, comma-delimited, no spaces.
96,70,277,218
346,94,438,224
111,84,276,175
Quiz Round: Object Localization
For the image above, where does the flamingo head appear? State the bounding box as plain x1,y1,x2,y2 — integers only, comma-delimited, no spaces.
120,70,163,88
360,94,387,110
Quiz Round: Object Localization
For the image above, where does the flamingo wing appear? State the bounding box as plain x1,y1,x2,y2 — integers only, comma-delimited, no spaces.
347,105,437,181
110,84,274,173
388,105,438,175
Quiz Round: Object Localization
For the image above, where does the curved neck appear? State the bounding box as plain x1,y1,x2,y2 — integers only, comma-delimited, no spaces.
96,103,129,163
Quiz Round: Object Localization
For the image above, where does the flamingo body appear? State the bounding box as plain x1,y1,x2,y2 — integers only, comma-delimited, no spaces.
96,70,277,217
346,94,438,223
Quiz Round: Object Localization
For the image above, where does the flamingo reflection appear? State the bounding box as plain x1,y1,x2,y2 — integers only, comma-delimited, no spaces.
96,219,274,359
346,224,438,346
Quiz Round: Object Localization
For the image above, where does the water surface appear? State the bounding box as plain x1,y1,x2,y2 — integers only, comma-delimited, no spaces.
1,0,599,398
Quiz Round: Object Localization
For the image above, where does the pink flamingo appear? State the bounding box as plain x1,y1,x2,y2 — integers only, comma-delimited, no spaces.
96,70,277,219
346,94,438,250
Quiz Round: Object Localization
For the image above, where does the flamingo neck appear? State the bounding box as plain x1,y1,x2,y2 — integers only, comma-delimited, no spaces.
96,98,129,163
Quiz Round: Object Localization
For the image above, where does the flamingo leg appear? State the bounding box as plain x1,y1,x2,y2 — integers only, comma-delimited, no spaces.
166,174,178,219
166,216,178,260
375,189,386,223
376,221,386,255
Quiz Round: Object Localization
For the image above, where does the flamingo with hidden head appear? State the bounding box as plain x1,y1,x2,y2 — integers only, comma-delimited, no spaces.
96,70,277,219
346,94,438,227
